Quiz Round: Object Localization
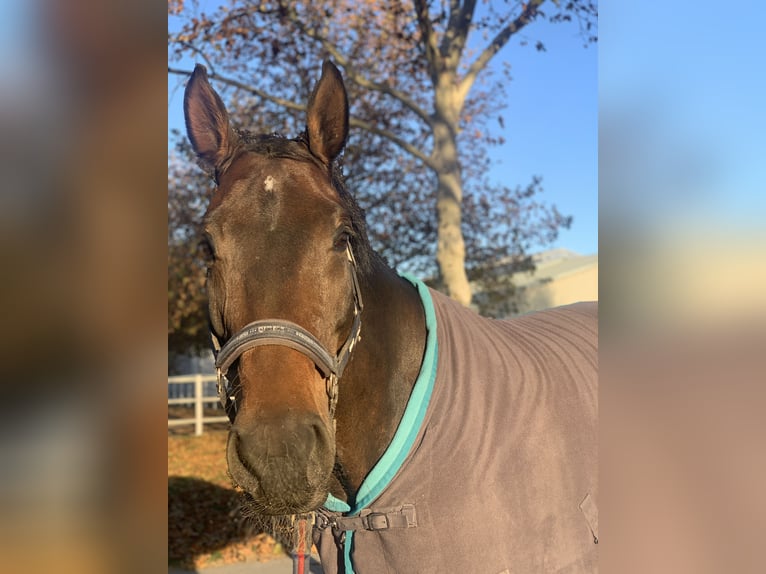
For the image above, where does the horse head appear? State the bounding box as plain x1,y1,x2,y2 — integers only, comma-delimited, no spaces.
184,61,360,515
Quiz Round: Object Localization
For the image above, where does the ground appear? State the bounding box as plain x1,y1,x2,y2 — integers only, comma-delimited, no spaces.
168,408,287,570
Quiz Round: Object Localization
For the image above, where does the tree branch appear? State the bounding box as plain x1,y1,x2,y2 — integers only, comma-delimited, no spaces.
457,0,546,104
275,0,434,128
174,41,217,73
169,66,305,113
349,117,438,171
413,0,441,84
340,61,434,130
441,0,477,69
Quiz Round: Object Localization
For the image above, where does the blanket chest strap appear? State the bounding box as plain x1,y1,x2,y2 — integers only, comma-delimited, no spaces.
323,504,418,532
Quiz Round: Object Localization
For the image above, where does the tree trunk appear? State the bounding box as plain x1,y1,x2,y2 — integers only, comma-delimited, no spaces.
431,78,472,307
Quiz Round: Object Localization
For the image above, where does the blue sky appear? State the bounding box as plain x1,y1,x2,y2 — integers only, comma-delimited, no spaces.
488,21,598,255
599,1,766,231
168,5,598,256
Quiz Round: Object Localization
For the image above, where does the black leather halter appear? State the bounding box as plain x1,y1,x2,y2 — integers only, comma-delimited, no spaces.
211,243,364,422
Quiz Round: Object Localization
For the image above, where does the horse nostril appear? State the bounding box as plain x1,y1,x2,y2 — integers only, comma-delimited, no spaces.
232,414,329,470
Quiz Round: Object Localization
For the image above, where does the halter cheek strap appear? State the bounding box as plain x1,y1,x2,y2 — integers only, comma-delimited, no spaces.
211,243,363,422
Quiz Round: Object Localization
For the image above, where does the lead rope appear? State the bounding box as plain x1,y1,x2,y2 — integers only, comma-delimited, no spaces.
309,376,338,569
291,514,314,574
327,373,339,422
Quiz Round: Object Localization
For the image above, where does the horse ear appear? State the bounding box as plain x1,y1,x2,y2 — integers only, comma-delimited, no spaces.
306,60,349,165
184,64,238,175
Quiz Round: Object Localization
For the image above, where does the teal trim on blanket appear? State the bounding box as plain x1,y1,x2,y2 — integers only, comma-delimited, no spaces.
345,531,355,573
323,273,438,574
323,493,351,513
350,274,438,512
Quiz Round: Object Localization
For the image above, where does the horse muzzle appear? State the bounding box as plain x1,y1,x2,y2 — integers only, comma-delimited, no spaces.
226,413,334,515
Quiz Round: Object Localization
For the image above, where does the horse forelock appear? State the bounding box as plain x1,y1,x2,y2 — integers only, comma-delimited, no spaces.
209,129,379,277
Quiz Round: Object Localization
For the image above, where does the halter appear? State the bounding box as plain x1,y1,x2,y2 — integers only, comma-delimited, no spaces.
211,243,364,422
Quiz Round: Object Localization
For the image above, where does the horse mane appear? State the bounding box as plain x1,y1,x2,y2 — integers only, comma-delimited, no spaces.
235,129,384,276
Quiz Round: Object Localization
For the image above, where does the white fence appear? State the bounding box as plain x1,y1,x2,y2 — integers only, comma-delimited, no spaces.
168,374,229,435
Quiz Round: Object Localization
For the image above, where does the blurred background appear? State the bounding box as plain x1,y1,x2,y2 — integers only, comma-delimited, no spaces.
0,0,166,572
599,1,766,572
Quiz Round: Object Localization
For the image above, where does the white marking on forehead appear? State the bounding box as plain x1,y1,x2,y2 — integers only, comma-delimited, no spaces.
264,175,276,192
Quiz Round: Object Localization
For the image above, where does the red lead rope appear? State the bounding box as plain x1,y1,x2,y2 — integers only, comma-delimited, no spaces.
291,515,313,574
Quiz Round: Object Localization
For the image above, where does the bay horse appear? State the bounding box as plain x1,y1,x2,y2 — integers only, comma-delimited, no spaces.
184,61,598,573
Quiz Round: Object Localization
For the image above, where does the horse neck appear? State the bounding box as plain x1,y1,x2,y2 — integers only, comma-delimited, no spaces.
331,259,426,503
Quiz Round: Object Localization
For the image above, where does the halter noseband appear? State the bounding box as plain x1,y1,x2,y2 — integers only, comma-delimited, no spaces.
210,243,364,422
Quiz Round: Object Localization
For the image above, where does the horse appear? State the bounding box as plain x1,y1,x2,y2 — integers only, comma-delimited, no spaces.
183,60,598,574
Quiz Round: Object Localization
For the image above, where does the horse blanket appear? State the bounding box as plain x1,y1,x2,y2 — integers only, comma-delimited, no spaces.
314,276,598,573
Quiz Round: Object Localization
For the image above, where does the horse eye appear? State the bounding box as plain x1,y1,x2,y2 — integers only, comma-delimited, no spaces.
199,234,216,261
333,229,351,251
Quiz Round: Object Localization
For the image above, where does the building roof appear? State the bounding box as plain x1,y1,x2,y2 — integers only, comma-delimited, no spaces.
513,249,598,288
